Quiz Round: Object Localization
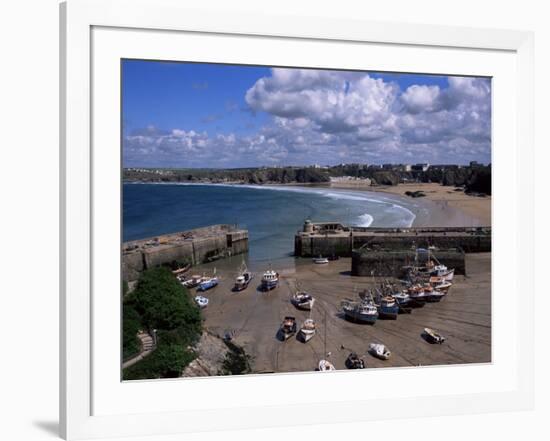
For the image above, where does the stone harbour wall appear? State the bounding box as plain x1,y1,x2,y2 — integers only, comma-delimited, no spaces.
122,225,249,282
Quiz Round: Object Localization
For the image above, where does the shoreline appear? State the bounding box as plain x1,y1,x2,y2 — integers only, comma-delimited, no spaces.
329,181,491,226
124,179,491,229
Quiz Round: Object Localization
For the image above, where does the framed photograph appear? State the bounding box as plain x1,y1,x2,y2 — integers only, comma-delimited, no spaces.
60,0,534,439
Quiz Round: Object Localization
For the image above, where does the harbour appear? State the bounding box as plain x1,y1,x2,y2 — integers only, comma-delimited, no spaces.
186,252,491,373
122,212,491,375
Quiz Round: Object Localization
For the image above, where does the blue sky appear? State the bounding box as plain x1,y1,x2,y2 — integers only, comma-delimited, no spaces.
122,60,491,168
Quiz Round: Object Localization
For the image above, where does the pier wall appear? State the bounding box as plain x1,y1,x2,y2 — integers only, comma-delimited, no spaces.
351,248,466,277
122,225,248,282
295,223,491,257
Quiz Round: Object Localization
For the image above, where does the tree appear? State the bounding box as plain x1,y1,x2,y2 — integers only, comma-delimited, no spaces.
132,267,201,331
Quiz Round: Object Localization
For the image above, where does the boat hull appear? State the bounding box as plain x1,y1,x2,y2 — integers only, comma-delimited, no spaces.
298,330,316,342
378,304,399,320
197,279,218,291
343,310,378,324
261,280,278,290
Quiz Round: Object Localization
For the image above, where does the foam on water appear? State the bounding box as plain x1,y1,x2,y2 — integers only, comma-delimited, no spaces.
125,181,417,228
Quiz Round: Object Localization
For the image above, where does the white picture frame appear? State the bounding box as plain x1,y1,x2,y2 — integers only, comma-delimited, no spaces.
60,0,534,439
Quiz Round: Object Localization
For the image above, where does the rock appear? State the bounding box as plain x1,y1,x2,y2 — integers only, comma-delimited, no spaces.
182,331,230,377
404,191,426,198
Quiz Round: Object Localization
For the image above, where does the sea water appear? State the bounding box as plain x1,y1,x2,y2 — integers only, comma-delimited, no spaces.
123,183,428,265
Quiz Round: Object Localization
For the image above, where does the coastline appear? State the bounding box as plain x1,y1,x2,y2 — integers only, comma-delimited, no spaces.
125,179,491,230
329,181,491,226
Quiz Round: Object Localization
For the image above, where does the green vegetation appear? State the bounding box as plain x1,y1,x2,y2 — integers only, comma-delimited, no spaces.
122,267,202,380
123,163,491,195
221,340,252,375
123,165,331,185
122,303,141,360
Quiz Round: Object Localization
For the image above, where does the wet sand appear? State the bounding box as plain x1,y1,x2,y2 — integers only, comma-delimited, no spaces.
331,182,491,226
195,253,491,373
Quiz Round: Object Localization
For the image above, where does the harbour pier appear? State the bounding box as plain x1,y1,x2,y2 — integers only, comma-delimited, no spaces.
122,224,248,282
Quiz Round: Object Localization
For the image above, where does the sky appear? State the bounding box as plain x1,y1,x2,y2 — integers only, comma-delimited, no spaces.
122,60,491,168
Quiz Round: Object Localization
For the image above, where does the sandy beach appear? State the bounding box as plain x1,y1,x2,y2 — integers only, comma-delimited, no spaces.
190,252,491,374
330,182,491,227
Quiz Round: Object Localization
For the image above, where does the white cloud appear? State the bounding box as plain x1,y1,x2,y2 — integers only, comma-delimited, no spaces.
124,71,491,167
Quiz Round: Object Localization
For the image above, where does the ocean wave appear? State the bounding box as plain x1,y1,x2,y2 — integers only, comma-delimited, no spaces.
126,181,417,227
355,214,374,227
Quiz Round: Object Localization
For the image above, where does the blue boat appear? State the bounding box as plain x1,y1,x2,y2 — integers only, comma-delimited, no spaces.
197,277,219,291
378,295,399,320
342,300,378,324
261,269,279,291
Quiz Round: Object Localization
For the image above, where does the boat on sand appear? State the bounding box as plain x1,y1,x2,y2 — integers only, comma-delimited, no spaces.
261,269,279,291
234,262,253,291
318,359,335,371
368,343,391,360
194,295,209,309
345,352,365,369
278,316,297,341
291,291,315,310
298,318,316,342
423,327,446,344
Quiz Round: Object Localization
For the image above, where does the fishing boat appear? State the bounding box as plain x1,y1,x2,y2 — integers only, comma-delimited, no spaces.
368,343,391,360
278,316,297,341
425,289,446,303
345,352,365,369
234,262,253,291
318,359,336,371
423,327,446,344
261,269,279,291
429,264,455,281
194,295,209,309
342,299,379,324
429,276,453,292
172,263,191,277
313,256,329,264
197,275,219,291
298,318,316,343
392,291,413,313
378,295,399,320
406,248,455,282
291,291,315,310
181,274,205,288
406,285,430,306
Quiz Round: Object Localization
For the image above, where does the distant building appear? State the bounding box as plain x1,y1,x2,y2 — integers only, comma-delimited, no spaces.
411,163,430,172
469,161,481,168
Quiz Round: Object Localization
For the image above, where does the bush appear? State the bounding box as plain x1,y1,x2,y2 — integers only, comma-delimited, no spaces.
132,267,201,331
221,340,252,375
122,267,202,380
123,341,196,380
122,303,142,360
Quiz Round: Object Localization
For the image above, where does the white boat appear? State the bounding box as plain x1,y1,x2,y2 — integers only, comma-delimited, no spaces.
429,276,453,292
368,343,391,360
291,291,315,310
298,318,316,342
234,262,253,291
313,256,329,264
342,299,379,324
194,295,209,309
197,276,219,291
261,269,279,291
423,327,446,344
318,359,335,371
181,274,205,288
